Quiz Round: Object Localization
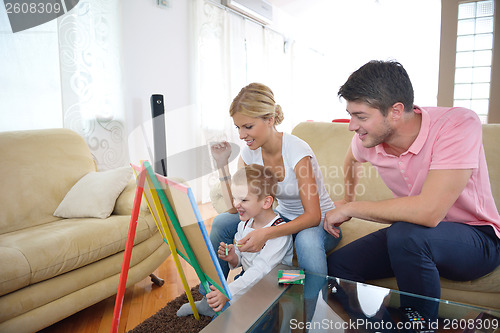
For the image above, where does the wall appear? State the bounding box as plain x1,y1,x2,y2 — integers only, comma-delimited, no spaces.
204,0,441,122
120,0,203,196
270,0,442,119
121,0,191,160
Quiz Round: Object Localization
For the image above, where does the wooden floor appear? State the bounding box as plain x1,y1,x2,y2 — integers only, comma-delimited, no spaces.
38,203,219,333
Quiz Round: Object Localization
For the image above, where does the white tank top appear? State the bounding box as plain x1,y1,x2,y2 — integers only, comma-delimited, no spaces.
241,132,334,223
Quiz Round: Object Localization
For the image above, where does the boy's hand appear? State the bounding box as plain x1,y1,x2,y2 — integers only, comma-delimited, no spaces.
206,285,228,312
218,242,236,262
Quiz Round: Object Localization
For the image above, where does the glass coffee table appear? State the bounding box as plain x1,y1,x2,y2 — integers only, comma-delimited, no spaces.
201,265,500,333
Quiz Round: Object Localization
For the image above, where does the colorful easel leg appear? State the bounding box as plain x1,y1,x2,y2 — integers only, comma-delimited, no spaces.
145,179,200,320
163,235,201,320
110,167,146,333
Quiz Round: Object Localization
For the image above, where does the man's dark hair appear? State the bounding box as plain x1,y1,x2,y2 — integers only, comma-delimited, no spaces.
338,60,414,115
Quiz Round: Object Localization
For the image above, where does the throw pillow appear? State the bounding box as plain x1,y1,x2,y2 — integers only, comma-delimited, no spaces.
54,166,133,219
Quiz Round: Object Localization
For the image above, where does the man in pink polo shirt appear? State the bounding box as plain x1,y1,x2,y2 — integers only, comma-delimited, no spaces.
324,60,500,323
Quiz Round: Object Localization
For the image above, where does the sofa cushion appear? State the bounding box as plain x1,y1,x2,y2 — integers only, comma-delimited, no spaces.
0,247,31,297
113,180,150,215
0,213,157,297
482,124,500,209
54,167,133,219
0,231,168,325
0,129,96,234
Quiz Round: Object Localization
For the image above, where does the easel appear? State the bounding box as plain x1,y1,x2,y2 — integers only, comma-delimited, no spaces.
110,161,230,333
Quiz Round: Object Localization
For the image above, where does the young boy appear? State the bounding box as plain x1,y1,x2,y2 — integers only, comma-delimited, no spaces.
177,164,293,317
206,164,294,313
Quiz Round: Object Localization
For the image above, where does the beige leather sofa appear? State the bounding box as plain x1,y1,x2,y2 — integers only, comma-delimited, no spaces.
0,128,170,333
291,121,500,311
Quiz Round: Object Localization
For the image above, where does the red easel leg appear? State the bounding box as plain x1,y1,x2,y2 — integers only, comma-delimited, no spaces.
110,167,146,333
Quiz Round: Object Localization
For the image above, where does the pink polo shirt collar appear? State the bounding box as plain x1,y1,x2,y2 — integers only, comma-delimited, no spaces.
374,106,429,157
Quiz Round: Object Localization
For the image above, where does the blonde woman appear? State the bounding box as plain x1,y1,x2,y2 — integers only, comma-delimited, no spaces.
213,82,341,255
216,83,341,309
178,82,342,318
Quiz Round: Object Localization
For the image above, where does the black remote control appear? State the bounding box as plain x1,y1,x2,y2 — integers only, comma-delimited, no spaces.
399,307,434,333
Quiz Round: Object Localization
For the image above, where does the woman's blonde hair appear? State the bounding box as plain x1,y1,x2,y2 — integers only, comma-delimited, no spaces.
229,82,284,125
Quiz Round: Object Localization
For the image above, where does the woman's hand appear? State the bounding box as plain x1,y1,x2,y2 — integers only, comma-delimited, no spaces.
210,141,232,167
206,285,229,312
236,228,269,252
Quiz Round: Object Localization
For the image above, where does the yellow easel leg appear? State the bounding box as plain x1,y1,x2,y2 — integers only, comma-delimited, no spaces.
170,248,200,320
147,187,201,320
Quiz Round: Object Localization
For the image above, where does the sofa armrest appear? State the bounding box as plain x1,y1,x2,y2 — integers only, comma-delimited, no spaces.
210,181,233,214
113,179,149,215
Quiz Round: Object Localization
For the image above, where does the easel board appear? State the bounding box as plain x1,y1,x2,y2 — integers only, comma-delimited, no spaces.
132,163,231,298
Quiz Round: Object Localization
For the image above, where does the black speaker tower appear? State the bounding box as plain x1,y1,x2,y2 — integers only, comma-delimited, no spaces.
150,94,167,176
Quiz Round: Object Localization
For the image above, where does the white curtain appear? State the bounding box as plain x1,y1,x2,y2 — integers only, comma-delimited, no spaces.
0,0,126,171
58,0,127,171
192,0,295,202
0,7,62,132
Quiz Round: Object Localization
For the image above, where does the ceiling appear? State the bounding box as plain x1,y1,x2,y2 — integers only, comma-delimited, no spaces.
267,0,329,17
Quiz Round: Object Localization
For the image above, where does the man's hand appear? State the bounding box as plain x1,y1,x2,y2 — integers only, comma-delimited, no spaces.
206,285,229,312
237,228,269,252
334,199,348,208
324,205,351,237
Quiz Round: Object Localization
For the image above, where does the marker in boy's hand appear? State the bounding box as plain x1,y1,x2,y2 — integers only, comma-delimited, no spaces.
218,242,234,258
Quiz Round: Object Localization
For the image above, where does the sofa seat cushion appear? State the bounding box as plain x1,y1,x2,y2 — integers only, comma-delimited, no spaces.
0,213,157,297
439,268,500,293
0,247,31,298
370,268,500,294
